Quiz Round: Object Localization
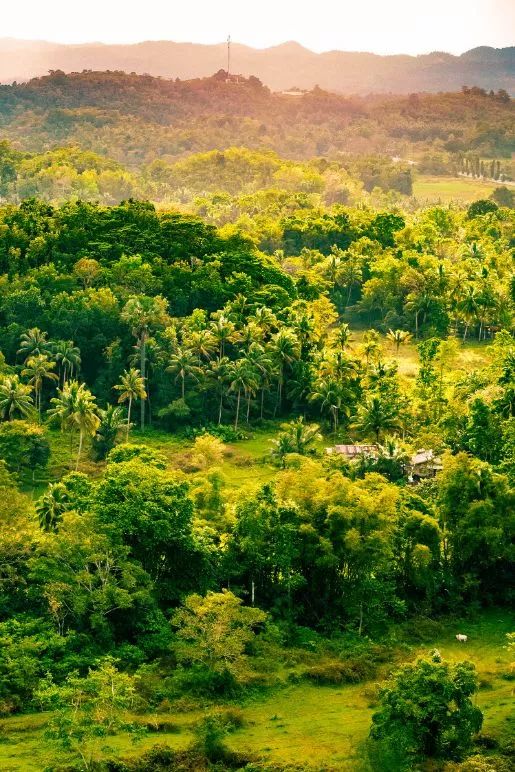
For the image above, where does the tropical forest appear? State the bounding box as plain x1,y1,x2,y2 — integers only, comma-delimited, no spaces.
0,19,513,772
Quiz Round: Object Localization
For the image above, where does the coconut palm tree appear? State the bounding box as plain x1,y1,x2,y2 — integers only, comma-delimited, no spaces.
114,368,146,439
208,356,230,425
93,405,126,460
48,381,100,470
458,285,479,342
309,378,347,433
36,482,69,532
210,314,238,358
21,354,58,417
250,306,278,334
54,340,81,386
187,329,217,364
387,329,413,353
166,347,202,400
271,417,321,463
17,328,50,362
355,395,398,443
121,295,169,430
332,323,352,351
270,329,299,415
228,360,258,430
0,376,34,420
244,342,274,420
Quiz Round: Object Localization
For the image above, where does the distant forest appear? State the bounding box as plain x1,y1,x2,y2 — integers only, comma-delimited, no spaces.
0,71,513,206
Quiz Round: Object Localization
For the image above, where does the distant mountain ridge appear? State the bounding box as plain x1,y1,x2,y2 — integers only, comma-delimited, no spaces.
0,38,513,93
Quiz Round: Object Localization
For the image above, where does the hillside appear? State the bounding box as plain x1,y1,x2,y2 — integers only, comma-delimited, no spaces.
0,38,514,94
0,70,513,168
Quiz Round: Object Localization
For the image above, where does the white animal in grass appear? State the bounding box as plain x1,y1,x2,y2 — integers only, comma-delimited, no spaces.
456,634,468,643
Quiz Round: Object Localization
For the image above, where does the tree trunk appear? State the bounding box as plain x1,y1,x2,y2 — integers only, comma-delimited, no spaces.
234,388,241,430
140,334,146,431
181,374,185,400
246,392,251,423
76,430,83,471
218,389,223,425
127,396,132,440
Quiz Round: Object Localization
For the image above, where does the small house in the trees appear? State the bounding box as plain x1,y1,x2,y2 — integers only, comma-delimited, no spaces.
408,449,442,482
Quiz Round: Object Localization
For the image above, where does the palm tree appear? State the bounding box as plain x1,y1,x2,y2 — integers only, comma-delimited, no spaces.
187,329,216,364
48,381,100,470
250,306,278,334
309,378,347,433
17,328,50,362
405,290,433,339
93,405,126,460
458,285,479,342
335,255,363,307
228,360,258,430
208,356,230,425
121,295,169,430
0,376,34,420
210,315,238,358
166,347,202,400
114,368,146,439
244,342,274,420
387,329,412,353
355,395,398,443
239,322,264,351
54,340,81,386
21,354,58,417
332,323,352,351
270,329,299,415
361,329,381,366
273,417,321,459
36,482,69,532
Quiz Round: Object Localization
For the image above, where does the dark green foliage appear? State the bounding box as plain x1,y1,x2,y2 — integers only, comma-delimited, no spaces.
0,420,50,476
370,656,483,761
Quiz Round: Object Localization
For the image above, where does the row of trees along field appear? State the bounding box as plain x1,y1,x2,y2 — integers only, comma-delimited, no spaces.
0,194,513,770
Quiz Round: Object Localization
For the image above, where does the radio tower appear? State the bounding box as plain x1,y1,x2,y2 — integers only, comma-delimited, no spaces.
227,34,231,78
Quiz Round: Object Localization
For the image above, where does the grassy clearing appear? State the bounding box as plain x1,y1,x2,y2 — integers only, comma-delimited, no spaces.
1,611,512,770
413,175,496,204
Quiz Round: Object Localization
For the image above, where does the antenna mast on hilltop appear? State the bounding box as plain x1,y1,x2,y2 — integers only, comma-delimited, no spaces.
227,34,231,77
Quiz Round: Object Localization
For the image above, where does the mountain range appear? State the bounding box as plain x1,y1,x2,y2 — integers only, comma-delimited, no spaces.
0,38,514,94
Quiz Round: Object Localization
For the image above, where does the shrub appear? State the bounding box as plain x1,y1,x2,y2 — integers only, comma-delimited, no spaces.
189,433,226,470
0,420,50,477
107,443,167,468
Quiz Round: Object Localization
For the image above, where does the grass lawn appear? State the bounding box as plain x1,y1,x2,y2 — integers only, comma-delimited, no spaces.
413,175,496,204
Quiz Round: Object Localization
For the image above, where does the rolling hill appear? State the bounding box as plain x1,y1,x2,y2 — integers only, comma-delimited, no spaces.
0,38,514,94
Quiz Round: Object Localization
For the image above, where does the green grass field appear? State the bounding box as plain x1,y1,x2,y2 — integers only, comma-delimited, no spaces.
413,175,497,204
0,611,512,770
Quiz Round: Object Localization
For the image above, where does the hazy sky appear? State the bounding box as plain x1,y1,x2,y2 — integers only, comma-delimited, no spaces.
2,0,514,54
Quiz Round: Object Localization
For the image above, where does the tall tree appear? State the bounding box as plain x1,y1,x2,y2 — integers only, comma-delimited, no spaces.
121,296,168,430
49,381,100,469
21,354,58,417
114,368,146,439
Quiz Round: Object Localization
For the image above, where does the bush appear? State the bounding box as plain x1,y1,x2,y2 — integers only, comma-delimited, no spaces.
370,656,483,762
304,655,377,685
189,433,226,470
0,420,50,477
107,443,167,468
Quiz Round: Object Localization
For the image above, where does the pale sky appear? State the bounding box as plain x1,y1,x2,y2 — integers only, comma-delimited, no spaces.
2,0,514,55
